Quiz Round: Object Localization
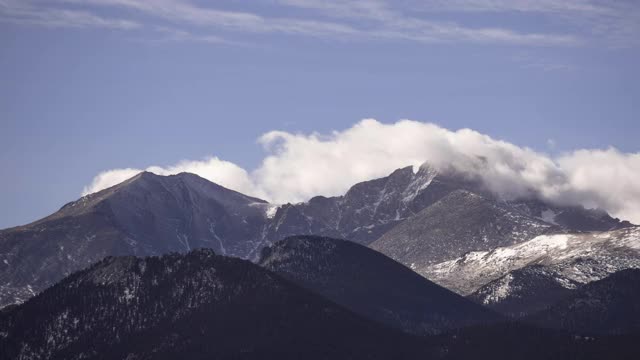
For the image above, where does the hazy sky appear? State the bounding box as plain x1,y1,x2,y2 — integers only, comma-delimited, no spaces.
1,0,639,228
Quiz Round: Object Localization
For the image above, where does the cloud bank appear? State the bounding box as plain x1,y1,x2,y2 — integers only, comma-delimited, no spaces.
83,119,640,223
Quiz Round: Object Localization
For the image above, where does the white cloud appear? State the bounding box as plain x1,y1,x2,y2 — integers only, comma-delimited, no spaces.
82,168,141,196
557,149,640,223
83,119,640,224
82,157,256,198
255,119,564,203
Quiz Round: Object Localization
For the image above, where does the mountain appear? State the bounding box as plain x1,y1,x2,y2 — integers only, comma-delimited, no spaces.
370,190,558,268
510,199,633,232
2,247,638,360
0,164,632,307
0,249,430,360
526,269,640,335
266,163,628,264
258,235,499,335
468,265,577,317
0,172,271,308
424,226,640,296
261,164,461,246
1,242,639,359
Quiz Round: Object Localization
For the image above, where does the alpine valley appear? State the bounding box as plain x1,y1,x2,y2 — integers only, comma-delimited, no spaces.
1,163,639,359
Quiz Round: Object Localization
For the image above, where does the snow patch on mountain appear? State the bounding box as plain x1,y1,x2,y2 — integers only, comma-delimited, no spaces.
401,164,438,204
423,226,640,295
482,273,514,305
265,204,280,219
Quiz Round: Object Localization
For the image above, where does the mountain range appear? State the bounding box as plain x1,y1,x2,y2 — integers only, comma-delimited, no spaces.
2,246,639,359
1,163,633,308
1,161,639,358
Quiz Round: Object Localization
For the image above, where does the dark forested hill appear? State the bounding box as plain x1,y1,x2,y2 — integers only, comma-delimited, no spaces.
0,249,429,360
259,235,498,334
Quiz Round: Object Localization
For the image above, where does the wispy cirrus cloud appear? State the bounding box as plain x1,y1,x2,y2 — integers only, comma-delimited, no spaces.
2,1,637,50
274,0,580,45
1,0,602,46
401,0,611,14
0,0,139,29
402,0,640,47
145,26,247,46
63,0,362,38
511,51,574,72
279,0,640,47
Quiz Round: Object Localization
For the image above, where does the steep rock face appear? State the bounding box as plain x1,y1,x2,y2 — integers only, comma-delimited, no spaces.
262,164,457,246
258,236,498,335
370,190,558,268
424,226,640,295
468,265,577,317
0,172,270,307
267,161,629,254
526,269,640,335
0,250,428,360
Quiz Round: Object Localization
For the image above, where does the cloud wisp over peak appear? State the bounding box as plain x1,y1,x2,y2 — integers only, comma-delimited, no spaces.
83,119,640,224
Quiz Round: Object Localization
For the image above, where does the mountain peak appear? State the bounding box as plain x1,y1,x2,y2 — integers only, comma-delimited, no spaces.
63,171,266,216
0,172,269,307
389,165,415,178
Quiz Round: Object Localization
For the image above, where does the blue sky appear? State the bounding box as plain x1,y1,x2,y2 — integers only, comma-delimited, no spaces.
1,0,639,228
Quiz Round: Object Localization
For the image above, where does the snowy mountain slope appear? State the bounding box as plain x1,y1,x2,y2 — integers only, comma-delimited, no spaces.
258,236,499,335
370,190,559,268
0,249,429,360
424,226,640,296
